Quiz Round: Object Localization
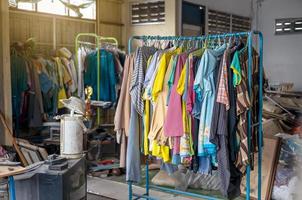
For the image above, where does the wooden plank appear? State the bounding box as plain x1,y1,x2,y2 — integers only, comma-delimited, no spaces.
0,0,13,146
100,20,124,26
0,112,28,166
0,166,26,178
241,137,281,200
9,10,96,55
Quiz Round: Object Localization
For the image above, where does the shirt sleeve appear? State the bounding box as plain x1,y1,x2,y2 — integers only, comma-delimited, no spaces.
176,64,186,95
151,54,167,101
193,50,207,100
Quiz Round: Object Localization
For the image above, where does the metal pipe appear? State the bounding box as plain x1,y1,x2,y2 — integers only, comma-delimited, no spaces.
128,181,133,200
145,158,149,196
246,31,253,200
256,31,264,200
127,32,250,53
133,193,158,200
8,176,16,200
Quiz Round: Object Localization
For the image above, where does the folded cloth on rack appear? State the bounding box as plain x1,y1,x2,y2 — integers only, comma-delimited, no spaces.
57,47,72,59
90,100,112,109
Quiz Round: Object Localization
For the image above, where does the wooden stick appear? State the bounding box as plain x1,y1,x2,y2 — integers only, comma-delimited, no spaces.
0,112,28,166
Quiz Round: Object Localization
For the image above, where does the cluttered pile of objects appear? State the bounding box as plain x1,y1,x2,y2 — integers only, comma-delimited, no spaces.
0,92,121,200
263,83,302,200
0,96,88,200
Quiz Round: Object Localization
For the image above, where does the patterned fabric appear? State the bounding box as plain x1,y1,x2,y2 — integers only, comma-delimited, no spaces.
211,56,228,185
130,46,157,116
216,51,230,110
233,49,251,173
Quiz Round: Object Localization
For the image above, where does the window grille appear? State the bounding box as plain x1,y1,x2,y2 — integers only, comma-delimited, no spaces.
131,1,165,25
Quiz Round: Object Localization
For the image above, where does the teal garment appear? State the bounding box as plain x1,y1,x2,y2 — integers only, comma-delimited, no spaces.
166,55,179,105
193,44,226,173
230,51,242,86
84,50,117,102
11,54,29,118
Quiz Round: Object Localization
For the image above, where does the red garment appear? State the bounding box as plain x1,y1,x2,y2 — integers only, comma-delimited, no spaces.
186,56,196,114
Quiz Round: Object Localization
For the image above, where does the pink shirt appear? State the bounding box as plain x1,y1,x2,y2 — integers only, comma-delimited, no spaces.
164,54,187,137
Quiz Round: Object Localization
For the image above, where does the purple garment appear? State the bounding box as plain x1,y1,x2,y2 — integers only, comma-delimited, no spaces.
164,54,187,137
143,51,160,88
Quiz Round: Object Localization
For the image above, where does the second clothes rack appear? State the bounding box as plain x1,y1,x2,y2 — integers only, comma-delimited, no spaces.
75,33,118,125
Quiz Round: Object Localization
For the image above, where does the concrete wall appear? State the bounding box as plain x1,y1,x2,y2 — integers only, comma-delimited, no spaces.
254,0,302,90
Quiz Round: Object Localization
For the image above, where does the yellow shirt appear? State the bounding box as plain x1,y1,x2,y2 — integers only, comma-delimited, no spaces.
152,48,182,101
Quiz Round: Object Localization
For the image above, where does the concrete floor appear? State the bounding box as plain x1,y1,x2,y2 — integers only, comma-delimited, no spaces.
87,193,114,200
87,176,197,200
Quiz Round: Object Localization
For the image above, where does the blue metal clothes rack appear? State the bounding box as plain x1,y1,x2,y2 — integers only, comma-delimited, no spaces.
127,31,263,200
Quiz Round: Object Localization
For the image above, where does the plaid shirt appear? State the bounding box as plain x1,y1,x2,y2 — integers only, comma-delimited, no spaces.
216,51,230,110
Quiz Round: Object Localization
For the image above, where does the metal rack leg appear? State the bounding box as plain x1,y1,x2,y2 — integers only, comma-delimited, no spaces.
128,181,133,200
8,176,16,200
245,32,253,200
257,31,264,200
145,158,149,196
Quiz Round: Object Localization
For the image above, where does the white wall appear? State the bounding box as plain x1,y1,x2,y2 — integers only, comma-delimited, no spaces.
255,0,302,90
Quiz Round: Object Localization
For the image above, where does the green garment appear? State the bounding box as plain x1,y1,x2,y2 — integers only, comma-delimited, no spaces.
230,51,242,87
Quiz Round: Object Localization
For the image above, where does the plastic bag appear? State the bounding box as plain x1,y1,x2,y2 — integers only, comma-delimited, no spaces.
272,133,302,200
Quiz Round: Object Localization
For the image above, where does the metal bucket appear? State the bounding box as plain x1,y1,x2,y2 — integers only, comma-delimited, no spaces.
60,114,86,159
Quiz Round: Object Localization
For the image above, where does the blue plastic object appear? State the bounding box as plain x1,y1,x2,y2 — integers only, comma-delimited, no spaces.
8,176,16,200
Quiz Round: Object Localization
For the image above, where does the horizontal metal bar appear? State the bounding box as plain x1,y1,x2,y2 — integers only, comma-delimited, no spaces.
133,193,158,200
131,32,250,41
149,185,222,200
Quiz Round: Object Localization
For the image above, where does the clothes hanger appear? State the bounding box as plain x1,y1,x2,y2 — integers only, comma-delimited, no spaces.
223,34,227,45
227,35,233,48
211,36,216,49
203,37,208,49
194,39,199,49
217,36,221,48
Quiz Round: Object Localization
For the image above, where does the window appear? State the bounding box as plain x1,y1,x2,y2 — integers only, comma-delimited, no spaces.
208,9,251,34
131,1,165,25
37,0,66,16
11,0,96,20
69,0,96,19
232,14,251,33
182,2,205,36
17,2,36,11
208,9,231,34
275,18,302,35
